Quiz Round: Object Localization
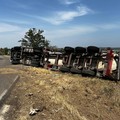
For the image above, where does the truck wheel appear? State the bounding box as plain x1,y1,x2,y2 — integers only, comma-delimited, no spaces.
87,46,100,53
75,47,86,53
82,69,96,76
64,46,74,53
70,68,82,74
59,66,70,72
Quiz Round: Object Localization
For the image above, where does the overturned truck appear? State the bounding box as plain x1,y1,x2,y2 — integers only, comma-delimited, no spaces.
10,46,21,64
21,47,43,67
10,46,44,67
10,46,120,81
59,46,120,81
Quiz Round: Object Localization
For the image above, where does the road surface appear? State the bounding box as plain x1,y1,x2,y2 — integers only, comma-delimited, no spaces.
0,55,11,68
0,55,18,103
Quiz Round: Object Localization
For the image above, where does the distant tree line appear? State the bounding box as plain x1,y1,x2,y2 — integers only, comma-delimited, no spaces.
0,47,9,55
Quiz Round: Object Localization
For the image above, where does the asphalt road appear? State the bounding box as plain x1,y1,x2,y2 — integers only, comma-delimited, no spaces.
0,55,18,104
0,55,11,68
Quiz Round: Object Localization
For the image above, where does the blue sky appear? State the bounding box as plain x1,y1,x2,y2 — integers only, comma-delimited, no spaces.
0,0,120,48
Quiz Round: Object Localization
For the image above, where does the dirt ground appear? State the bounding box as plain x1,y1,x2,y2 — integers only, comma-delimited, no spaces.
0,65,120,120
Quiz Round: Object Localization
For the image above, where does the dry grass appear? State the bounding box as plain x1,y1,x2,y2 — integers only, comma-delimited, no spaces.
1,66,120,120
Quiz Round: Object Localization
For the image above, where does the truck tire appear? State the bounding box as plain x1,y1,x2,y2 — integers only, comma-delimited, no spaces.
59,66,70,72
70,68,82,74
87,46,100,53
82,69,96,76
75,47,86,53
64,46,74,54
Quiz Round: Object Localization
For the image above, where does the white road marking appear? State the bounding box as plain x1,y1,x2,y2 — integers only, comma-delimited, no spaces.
0,90,7,101
0,75,19,101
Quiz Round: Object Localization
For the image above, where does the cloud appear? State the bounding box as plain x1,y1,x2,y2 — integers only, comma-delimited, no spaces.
98,23,120,30
45,22,120,41
45,25,97,40
16,3,29,9
0,22,120,48
41,5,93,25
0,23,28,47
0,33,22,48
1,19,31,25
0,22,28,39
44,25,97,47
59,0,79,5
0,23,22,33
12,0,30,10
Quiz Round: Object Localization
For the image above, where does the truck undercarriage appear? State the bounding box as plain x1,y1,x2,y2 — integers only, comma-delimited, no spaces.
10,46,120,81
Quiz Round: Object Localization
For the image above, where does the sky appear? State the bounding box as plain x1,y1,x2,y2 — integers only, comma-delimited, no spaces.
0,0,120,48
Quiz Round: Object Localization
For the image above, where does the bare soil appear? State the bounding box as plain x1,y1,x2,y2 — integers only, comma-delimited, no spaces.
0,65,120,120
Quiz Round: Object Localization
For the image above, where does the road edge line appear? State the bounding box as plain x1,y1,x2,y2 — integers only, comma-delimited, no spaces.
0,75,19,107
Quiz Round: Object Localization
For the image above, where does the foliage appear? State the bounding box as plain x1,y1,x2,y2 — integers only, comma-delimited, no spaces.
0,47,9,55
19,28,50,47
18,39,28,47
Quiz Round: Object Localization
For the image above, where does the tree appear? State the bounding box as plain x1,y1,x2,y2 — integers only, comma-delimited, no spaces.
19,28,50,47
4,47,9,55
18,39,29,47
